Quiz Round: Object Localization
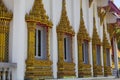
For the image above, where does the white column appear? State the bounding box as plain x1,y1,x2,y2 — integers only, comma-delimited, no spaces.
51,0,58,78
114,38,119,69
73,35,78,77
72,0,80,77
10,0,27,80
101,46,104,75
113,38,119,77
89,42,93,77
51,26,58,79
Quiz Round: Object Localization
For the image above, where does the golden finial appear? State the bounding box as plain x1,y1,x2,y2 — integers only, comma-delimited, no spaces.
57,0,75,35
25,0,53,27
80,0,84,25
62,0,66,10
80,0,83,17
0,0,12,20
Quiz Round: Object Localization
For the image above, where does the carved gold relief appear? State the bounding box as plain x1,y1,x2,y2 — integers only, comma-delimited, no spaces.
92,17,103,76
0,0,12,62
57,0,75,78
25,0,53,79
103,25,111,76
97,6,110,25
77,0,91,77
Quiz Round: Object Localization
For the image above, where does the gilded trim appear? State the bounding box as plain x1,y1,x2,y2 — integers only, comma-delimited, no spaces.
0,0,12,62
78,0,91,77
25,0,53,27
92,17,103,76
97,6,110,25
57,0,75,78
103,25,111,76
25,0,53,79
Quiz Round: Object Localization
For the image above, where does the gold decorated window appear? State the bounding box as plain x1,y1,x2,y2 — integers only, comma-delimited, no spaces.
96,45,101,65
82,40,89,64
0,0,12,62
64,35,72,62
35,25,47,60
106,48,110,66
57,0,75,78
25,0,53,79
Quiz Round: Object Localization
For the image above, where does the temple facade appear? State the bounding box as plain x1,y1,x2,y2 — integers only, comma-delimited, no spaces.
0,0,120,80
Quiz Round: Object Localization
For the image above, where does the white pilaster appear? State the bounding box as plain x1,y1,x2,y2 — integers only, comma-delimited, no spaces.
113,39,118,70
51,0,59,78
89,42,93,77
113,38,119,77
72,0,80,78
114,38,119,70
51,26,58,79
101,46,104,75
10,0,27,80
73,35,78,77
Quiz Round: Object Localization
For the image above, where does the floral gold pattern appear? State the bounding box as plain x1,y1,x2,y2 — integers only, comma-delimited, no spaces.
103,25,111,76
0,0,12,62
92,17,103,76
77,0,91,77
57,0,75,78
25,0,53,79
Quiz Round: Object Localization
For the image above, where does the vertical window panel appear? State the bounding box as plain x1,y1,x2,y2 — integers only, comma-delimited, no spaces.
35,26,47,60
38,30,41,57
64,35,72,62
82,40,89,64
106,48,110,66
96,45,101,65
64,37,67,60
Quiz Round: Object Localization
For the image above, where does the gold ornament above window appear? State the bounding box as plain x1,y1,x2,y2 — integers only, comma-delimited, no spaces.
26,0,53,27
57,0,75,36
57,0,75,78
0,0,13,62
0,0,12,20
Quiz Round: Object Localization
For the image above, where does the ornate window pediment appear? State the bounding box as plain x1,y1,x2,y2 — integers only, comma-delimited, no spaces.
25,0,53,79
57,0,75,78
77,0,91,77
0,0,12,62
92,18,102,45
0,0,12,20
57,0,74,35
92,17,103,76
26,0,53,27
103,25,112,76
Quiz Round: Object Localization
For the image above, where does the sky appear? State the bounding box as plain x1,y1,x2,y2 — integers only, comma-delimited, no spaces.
114,0,120,8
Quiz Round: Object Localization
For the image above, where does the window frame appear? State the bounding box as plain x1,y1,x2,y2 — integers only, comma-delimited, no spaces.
106,48,110,66
82,40,89,64
64,35,72,62
35,25,47,60
96,45,101,65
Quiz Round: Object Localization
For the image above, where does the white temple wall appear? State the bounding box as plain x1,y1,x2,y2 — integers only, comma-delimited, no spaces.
2,0,117,79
